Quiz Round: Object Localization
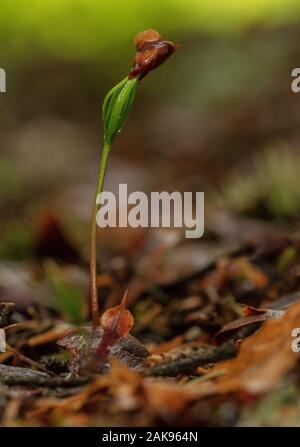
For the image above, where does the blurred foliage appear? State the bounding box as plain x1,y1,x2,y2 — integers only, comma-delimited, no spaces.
1,0,300,66
0,223,34,261
0,158,25,206
214,147,300,218
238,380,300,426
44,260,86,325
277,246,297,273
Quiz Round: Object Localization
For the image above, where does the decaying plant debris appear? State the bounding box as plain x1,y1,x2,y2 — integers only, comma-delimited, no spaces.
1,226,300,426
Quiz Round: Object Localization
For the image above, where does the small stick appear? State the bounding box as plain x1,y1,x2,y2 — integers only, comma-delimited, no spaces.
148,324,260,377
0,364,89,387
6,343,58,378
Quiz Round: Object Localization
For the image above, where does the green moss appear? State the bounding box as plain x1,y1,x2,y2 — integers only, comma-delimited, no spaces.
214,147,300,218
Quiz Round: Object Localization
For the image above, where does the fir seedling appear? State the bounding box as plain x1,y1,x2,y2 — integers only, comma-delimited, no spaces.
90,30,179,326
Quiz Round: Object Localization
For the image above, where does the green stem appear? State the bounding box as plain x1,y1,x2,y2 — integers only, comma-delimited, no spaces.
90,140,111,326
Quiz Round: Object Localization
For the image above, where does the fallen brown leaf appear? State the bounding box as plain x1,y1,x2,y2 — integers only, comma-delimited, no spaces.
214,309,284,344
215,292,300,344
197,303,300,396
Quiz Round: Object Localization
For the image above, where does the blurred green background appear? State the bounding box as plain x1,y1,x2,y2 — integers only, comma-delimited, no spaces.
1,0,300,260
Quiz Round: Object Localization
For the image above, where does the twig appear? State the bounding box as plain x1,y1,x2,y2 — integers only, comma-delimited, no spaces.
0,364,89,387
148,324,260,377
148,340,237,377
6,344,58,378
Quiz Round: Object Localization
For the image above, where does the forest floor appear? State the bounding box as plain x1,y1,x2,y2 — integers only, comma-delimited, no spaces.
1,190,300,426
